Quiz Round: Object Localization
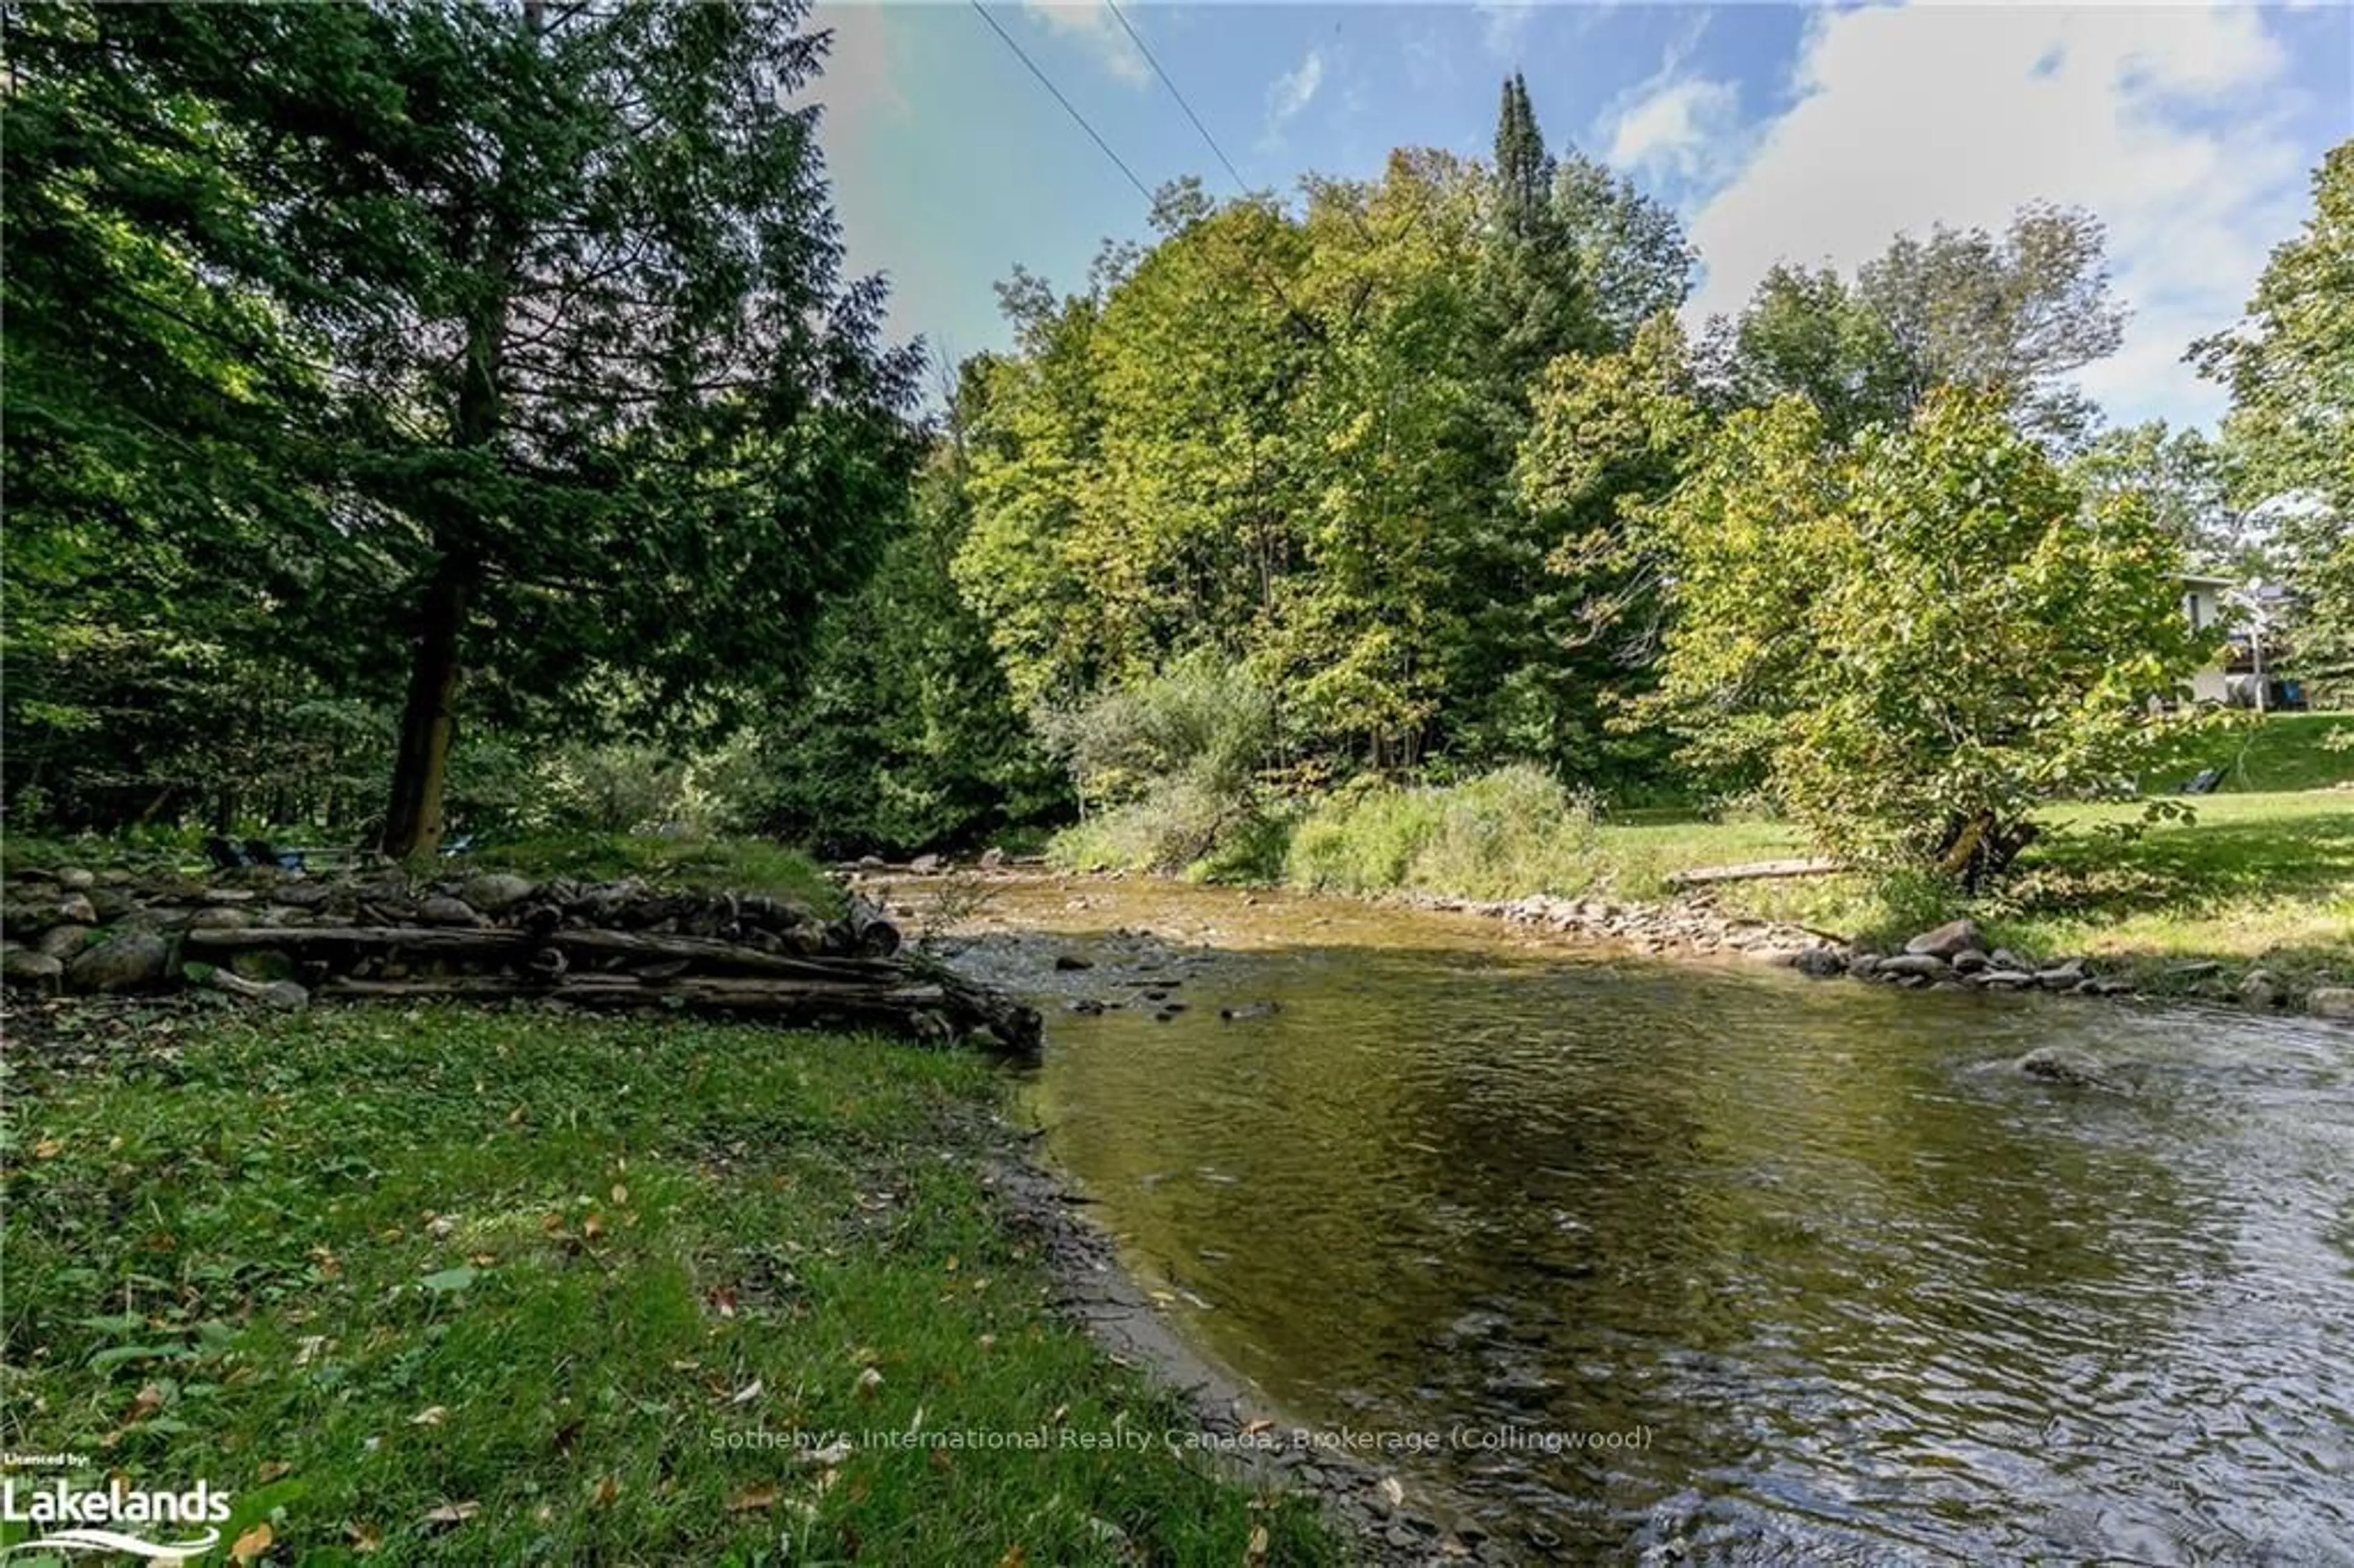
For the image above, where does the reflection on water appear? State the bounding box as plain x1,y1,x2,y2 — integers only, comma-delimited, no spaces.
942,877,2354,1564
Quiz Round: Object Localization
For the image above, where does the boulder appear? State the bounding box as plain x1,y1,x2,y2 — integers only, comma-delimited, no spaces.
1795,946,1848,978
54,867,96,891
67,932,173,994
416,896,482,927
1979,970,2038,989
1876,953,1951,980
2239,969,2283,1010
1848,954,1881,980
2015,1045,2124,1091
36,924,96,960
458,872,536,915
1988,948,2027,972
1905,919,1987,960
1950,948,1992,974
2036,959,2088,991
2,947,65,993
980,847,1007,870
55,893,97,926
87,887,138,921
186,906,252,930
2308,988,2354,1021
908,853,943,875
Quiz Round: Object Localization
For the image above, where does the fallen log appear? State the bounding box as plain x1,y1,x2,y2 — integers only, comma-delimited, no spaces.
1664,857,1846,888
843,892,902,957
182,923,1038,1055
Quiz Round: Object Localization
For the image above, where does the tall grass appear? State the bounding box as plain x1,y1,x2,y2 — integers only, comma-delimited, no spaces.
1283,765,1603,901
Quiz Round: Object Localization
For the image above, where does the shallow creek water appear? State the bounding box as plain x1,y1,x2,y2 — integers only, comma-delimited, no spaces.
918,875,2354,1564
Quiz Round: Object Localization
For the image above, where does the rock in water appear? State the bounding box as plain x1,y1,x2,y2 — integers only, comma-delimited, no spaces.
2307,987,2354,1021
1796,946,1847,978
1905,919,1987,960
2014,1045,2124,1092
2035,958,2088,991
2239,969,2284,1009
1876,953,1951,980
67,933,172,994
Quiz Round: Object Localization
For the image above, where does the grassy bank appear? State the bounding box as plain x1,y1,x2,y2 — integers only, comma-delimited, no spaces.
1,1010,1338,1564
1051,718,2354,993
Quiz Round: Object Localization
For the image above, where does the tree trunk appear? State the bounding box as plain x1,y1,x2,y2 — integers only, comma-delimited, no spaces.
380,553,471,859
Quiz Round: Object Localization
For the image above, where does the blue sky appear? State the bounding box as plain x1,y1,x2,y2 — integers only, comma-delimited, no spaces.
810,2,2352,430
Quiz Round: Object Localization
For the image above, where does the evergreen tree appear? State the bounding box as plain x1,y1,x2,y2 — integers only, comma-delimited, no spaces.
3,2,919,854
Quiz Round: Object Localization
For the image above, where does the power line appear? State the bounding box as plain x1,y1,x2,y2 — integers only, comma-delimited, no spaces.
966,0,1154,204
1103,0,1247,194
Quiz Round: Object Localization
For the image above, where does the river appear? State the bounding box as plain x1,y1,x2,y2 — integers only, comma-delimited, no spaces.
915,874,2354,1564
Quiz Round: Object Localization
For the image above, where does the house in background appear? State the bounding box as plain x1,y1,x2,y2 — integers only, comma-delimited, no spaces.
2179,572,2236,704
2177,572,2304,709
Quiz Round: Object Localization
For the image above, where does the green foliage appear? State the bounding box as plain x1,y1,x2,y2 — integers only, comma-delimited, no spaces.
2198,139,2354,704
1040,652,1274,872
1284,765,1601,900
1,1,920,853
759,427,1068,855
1636,388,2212,885
1707,205,2125,447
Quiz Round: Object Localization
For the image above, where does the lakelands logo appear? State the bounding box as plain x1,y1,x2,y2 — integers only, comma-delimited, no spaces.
1,1477,233,1561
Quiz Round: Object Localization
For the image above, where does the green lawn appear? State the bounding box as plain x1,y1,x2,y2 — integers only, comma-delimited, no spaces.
1590,785,2353,989
1,1011,1336,1565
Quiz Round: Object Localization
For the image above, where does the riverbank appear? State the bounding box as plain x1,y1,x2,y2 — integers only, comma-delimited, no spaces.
1,1005,1360,1562
1046,772,2354,1013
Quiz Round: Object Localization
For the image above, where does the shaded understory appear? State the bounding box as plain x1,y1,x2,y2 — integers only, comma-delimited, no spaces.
0,1008,1339,1564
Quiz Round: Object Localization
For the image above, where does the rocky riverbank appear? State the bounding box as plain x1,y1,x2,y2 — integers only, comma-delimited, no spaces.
848,856,2354,1022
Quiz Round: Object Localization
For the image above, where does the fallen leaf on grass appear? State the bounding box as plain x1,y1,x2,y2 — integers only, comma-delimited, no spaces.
1247,1523,1270,1562
611,1183,629,1205
409,1406,448,1427
127,1384,164,1420
582,1214,605,1242
346,1523,382,1555
726,1484,779,1513
996,1547,1026,1568
256,1461,293,1485
32,1138,63,1160
1379,1476,1405,1507
707,1287,737,1319
230,1522,274,1563
420,1501,479,1528
294,1336,330,1366
855,1366,883,1398
590,1474,619,1507
729,1379,763,1406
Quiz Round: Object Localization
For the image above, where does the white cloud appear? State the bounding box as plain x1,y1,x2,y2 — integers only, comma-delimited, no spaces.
1264,47,1326,142
1683,2,2314,428
1606,76,1740,179
1023,1,1148,86
1476,2,1537,60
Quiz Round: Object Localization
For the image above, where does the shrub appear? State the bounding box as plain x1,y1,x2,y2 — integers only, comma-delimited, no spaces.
1284,766,1602,900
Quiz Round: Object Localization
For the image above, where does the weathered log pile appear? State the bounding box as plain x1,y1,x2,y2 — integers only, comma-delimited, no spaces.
1,866,1041,1056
